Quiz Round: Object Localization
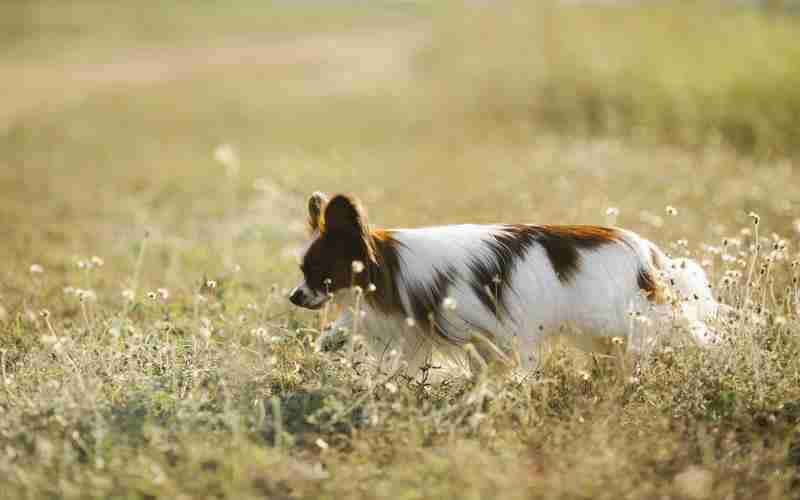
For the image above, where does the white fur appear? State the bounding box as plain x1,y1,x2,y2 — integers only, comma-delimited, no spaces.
318,225,725,373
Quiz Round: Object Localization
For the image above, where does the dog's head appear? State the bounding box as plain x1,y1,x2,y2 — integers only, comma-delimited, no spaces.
289,192,376,310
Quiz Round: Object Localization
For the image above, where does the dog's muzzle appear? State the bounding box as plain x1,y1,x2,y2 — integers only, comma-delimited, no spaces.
289,281,329,310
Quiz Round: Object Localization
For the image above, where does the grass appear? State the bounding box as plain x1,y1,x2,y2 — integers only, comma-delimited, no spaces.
2,1,800,498
1,0,421,62
421,1,800,156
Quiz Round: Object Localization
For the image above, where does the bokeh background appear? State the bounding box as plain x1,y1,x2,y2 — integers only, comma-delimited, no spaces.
5,0,800,306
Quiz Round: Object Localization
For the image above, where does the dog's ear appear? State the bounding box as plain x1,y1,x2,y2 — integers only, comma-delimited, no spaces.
323,194,367,236
307,191,329,232
323,194,376,263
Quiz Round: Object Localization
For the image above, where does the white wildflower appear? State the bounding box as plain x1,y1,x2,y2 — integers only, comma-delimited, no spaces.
41,335,58,346
251,327,268,340
214,144,239,176
442,297,458,310
76,289,97,302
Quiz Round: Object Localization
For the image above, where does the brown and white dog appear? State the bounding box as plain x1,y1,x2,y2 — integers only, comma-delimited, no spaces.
289,192,723,373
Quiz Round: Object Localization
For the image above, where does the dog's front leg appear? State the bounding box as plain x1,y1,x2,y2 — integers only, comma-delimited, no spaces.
315,309,354,352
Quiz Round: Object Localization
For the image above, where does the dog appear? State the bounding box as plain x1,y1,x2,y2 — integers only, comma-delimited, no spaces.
289,192,724,374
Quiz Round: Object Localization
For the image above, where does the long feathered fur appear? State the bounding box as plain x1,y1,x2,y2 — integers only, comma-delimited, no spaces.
289,193,726,374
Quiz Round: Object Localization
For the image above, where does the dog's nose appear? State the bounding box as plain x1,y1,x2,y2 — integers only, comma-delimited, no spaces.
289,288,305,306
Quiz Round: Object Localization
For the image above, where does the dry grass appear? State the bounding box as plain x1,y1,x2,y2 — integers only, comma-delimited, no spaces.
2,1,800,499
422,1,800,156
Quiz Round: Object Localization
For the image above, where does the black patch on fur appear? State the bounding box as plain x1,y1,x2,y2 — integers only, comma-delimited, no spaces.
365,232,405,317
533,225,619,281
366,231,461,340
467,258,505,317
637,267,659,301
405,265,459,340
368,233,483,343
469,225,619,317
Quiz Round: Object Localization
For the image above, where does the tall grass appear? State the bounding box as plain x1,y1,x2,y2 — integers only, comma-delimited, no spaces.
2,222,800,498
421,2,800,156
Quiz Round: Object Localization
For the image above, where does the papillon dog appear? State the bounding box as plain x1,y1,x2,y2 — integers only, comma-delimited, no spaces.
289,192,725,373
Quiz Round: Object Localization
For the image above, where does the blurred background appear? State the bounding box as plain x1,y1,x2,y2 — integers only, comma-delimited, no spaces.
4,0,800,309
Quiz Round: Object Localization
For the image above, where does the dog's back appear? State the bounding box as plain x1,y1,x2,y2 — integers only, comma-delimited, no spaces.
322,224,724,372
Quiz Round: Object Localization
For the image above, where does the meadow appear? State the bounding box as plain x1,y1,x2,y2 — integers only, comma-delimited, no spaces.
2,1,800,498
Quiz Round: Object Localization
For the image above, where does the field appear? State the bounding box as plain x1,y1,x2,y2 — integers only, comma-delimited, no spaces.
3,1,800,498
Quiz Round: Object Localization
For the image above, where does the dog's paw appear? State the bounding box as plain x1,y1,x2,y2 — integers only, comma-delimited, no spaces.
316,326,350,353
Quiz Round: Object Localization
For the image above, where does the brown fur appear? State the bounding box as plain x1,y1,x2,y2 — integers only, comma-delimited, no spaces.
301,194,376,294
638,244,667,303
307,192,328,232
510,225,620,282
637,268,660,302
364,230,405,317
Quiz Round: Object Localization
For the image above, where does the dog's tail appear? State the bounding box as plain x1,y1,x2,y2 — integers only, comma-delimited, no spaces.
647,243,731,344
616,228,730,345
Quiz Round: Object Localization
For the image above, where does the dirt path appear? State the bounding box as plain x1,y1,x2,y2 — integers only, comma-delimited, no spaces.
5,27,426,126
